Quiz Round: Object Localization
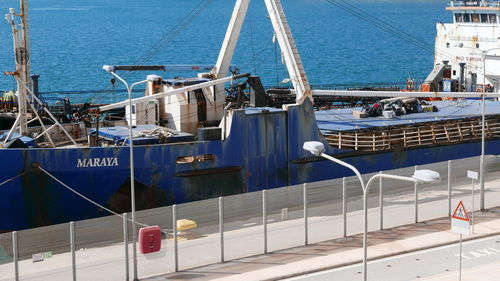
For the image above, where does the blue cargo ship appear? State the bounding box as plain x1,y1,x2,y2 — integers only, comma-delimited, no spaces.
2,0,500,231
3,97,500,231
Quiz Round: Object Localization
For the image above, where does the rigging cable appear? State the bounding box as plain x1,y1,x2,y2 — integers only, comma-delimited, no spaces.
131,0,215,70
327,0,435,52
86,0,214,105
325,0,496,77
248,4,258,75
273,34,280,86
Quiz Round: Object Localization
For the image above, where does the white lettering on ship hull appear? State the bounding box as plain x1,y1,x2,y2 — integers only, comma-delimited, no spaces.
77,157,119,168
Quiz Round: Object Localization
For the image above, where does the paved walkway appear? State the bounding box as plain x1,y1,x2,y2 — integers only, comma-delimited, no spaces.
146,207,500,281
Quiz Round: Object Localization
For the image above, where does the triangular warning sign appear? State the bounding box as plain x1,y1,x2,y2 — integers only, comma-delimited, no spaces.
452,201,470,221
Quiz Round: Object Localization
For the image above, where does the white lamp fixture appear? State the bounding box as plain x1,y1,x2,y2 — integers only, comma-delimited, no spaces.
102,65,115,73
412,169,441,183
303,141,325,156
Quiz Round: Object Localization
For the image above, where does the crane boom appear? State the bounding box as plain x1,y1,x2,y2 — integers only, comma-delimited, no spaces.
264,0,312,104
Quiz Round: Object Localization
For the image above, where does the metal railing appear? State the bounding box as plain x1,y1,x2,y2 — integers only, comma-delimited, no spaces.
1,156,499,281
450,1,500,8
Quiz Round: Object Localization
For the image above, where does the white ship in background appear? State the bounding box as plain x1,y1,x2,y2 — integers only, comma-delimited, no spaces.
427,0,500,92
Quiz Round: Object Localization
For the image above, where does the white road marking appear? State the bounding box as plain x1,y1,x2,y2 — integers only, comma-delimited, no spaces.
454,246,500,259
284,234,500,280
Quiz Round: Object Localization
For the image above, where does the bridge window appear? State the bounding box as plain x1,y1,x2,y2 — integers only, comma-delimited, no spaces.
464,13,471,23
481,14,488,23
489,14,497,23
456,13,497,24
472,14,480,23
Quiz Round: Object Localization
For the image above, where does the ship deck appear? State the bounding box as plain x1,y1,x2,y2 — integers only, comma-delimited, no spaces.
315,100,500,132
93,124,194,145
316,100,500,152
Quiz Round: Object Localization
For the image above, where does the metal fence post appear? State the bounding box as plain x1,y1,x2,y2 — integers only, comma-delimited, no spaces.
263,190,268,254
480,154,485,211
414,165,419,223
379,171,384,230
472,178,475,234
303,183,308,245
448,160,452,217
70,221,76,281
123,213,129,281
12,231,18,281
173,205,178,271
219,197,224,263
342,177,347,237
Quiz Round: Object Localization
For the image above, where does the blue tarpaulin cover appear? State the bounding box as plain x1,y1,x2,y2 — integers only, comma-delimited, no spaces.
92,124,194,145
0,132,36,147
316,100,500,132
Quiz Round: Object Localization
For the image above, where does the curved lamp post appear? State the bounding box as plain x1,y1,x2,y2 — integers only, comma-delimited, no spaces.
103,65,161,281
303,141,440,281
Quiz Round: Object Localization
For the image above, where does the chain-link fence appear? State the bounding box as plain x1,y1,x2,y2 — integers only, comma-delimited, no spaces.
1,155,500,280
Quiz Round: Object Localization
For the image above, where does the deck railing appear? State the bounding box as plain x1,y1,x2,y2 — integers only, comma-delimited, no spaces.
323,117,500,151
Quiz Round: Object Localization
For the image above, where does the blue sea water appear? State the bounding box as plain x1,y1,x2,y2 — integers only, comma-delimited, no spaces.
0,0,448,104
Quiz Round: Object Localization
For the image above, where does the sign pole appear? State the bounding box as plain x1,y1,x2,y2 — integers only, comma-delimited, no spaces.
467,171,478,234
471,178,475,234
451,200,469,281
459,234,462,281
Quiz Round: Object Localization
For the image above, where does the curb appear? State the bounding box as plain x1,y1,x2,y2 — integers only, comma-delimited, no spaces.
264,230,500,281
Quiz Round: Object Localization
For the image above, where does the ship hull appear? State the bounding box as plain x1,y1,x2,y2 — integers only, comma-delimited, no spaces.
0,100,497,231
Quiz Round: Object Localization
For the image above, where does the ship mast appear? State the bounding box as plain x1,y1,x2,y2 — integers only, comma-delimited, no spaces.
6,0,31,135
19,0,31,96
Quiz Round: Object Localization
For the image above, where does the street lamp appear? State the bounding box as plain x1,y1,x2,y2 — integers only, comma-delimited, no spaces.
480,48,500,210
303,141,440,281
103,65,161,281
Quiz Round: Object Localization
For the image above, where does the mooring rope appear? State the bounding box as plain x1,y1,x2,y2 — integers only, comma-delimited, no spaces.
37,165,170,234
0,170,28,187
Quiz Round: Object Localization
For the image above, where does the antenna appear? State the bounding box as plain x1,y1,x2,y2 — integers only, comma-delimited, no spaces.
3,1,37,138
